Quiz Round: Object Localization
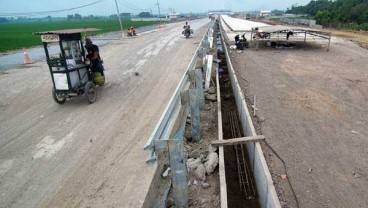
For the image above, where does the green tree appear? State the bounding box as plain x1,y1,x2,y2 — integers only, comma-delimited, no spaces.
286,0,368,30
74,13,82,20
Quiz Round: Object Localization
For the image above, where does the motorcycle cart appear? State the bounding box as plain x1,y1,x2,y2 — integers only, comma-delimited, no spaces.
34,28,100,104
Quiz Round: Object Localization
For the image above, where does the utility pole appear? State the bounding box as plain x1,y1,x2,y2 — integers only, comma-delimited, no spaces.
156,0,161,21
114,0,124,38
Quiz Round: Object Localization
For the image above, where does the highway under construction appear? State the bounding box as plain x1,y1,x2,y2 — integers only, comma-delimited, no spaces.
1,15,368,208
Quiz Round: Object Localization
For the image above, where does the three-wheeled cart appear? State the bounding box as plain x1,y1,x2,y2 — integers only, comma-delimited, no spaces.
34,28,100,104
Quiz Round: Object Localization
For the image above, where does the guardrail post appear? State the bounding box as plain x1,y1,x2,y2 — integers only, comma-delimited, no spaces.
198,49,203,59
188,69,196,88
189,68,204,112
181,90,189,105
168,135,188,208
189,88,201,142
202,36,209,55
155,139,169,165
195,69,204,110
204,55,213,89
208,28,214,48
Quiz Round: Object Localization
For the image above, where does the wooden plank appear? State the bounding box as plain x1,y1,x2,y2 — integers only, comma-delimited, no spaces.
211,135,265,147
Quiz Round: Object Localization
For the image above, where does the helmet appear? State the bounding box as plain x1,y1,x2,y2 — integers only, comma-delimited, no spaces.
85,38,92,44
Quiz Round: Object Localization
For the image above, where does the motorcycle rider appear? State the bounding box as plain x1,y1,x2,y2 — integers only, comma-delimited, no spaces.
130,26,136,36
183,21,190,30
85,38,105,77
183,21,193,38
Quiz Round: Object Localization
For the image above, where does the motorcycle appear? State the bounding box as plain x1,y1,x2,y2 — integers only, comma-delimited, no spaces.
127,28,137,37
182,26,193,38
253,32,270,39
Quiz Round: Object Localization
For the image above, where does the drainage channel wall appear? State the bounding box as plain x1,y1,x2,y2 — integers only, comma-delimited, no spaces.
219,24,281,208
216,58,228,208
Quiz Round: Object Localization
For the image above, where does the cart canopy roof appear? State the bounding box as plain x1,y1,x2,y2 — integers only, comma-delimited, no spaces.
34,28,100,35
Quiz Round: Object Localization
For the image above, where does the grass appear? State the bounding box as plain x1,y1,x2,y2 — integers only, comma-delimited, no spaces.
0,19,159,52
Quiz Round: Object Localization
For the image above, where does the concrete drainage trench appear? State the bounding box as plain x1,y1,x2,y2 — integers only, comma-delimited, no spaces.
217,20,281,208
218,49,260,208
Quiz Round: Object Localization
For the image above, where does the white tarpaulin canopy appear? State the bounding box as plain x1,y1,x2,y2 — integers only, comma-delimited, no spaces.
221,15,269,31
255,25,325,34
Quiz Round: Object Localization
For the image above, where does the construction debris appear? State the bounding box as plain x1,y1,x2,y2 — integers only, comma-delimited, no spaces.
204,87,216,94
189,149,201,158
204,152,219,175
162,167,171,178
205,94,217,102
194,164,206,181
187,158,201,170
208,144,217,153
202,183,211,189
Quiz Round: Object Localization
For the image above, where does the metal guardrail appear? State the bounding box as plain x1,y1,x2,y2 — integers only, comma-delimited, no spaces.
144,21,216,164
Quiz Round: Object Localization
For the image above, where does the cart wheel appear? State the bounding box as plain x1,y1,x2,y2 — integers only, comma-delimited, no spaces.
52,88,66,104
85,81,97,104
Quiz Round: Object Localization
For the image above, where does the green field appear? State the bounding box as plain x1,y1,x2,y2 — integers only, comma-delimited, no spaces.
0,19,159,52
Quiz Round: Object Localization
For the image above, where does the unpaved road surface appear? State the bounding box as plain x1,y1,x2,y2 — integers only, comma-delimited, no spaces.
230,39,368,207
327,29,368,49
0,19,209,208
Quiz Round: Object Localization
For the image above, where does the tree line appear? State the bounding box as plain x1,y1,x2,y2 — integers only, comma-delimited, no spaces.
286,0,368,30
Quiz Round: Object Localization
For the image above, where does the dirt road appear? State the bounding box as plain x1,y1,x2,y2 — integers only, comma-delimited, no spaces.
0,19,209,208
230,39,368,207
327,29,368,49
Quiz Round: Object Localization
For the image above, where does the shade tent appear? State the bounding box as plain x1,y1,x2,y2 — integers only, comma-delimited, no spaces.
251,25,331,51
255,25,329,36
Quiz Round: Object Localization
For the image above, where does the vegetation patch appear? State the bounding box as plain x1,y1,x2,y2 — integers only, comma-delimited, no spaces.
287,0,368,31
0,19,159,52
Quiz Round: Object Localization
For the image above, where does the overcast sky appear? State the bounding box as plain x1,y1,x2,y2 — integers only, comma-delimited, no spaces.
0,0,312,17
